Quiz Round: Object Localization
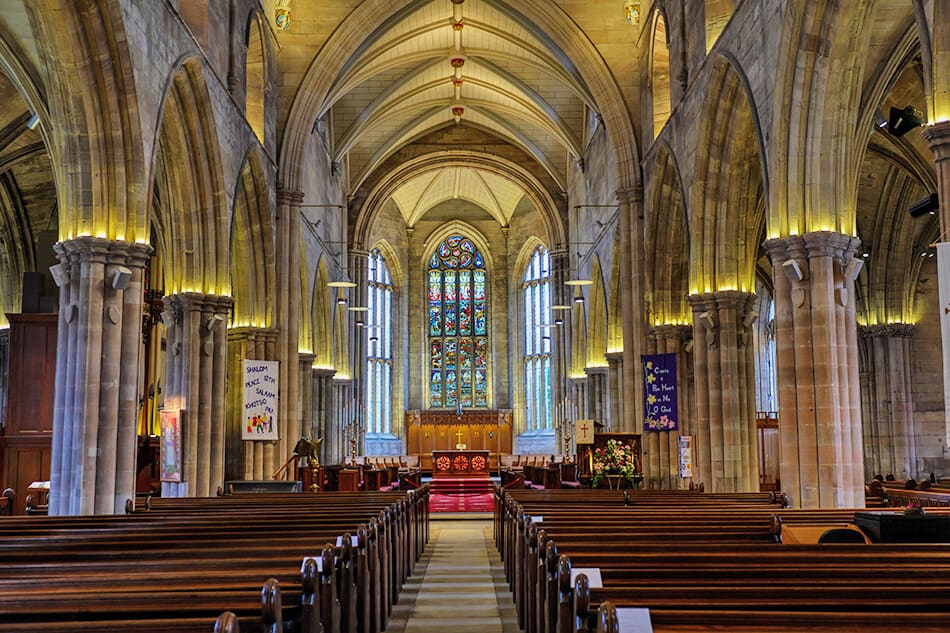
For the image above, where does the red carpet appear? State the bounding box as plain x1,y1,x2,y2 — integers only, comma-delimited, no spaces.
429,477,494,513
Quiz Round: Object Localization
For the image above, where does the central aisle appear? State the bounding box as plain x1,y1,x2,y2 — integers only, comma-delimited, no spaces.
387,518,519,633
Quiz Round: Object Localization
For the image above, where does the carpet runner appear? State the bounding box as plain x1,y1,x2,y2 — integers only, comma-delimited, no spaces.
429,477,494,513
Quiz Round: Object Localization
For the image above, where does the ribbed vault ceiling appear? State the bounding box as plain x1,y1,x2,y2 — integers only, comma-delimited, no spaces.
320,0,595,225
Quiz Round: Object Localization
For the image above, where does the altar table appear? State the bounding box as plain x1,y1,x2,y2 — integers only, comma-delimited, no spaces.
432,450,490,477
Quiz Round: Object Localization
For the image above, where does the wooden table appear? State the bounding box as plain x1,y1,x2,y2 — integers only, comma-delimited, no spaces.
432,450,490,477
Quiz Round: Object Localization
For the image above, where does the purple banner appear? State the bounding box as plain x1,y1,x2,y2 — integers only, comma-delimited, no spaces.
643,353,678,431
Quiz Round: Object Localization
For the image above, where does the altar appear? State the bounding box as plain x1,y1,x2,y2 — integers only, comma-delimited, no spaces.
432,450,491,477
406,409,512,471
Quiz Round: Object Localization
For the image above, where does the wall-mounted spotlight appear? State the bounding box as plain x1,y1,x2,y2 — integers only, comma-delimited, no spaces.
111,266,132,290
26,113,39,130
49,263,70,288
161,311,175,328
573,292,585,304
782,258,805,283
844,258,864,281
699,311,716,330
336,296,347,306
205,314,225,331
887,106,923,137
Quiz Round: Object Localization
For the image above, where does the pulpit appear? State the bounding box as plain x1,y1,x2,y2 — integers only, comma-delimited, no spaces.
406,409,512,470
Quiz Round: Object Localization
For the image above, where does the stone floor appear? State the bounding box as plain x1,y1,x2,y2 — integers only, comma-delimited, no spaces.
386,518,520,633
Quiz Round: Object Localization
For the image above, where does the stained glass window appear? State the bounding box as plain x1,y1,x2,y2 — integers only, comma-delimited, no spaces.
523,246,552,430
428,235,488,407
366,249,393,434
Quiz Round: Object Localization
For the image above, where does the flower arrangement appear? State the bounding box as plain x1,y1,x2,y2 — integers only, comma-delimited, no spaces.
591,439,641,489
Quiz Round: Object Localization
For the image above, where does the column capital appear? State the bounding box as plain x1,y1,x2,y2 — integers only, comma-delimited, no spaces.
650,324,693,341
859,323,916,339
313,367,337,378
921,121,950,159
298,351,316,364
615,186,643,205
686,290,754,313
604,351,624,363
164,292,234,318
584,366,608,377
276,188,305,207
227,325,279,344
765,231,860,264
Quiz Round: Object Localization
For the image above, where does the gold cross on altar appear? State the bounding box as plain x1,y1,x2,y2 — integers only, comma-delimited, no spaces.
455,429,465,444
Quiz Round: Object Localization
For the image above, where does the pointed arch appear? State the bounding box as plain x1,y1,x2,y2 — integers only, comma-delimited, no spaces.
150,57,229,296
279,0,641,199
245,10,267,144
29,0,147,242
769,1,876,236
704,0,734,53
586,256,608,369
231,147,275,327
649,6,672,138
311,259,333,369
646,143,690,323
690,56,766,295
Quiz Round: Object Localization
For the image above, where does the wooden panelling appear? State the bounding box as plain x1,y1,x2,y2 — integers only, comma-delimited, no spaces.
1,313,56,514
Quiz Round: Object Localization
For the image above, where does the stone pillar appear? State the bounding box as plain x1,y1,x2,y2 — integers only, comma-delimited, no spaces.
860,323,916,480
312,368,336,465
605,351,623,430
348,248,369,452
225,326,278,480
276,189,302,485
687,290,758,493
299,352,316,438
644,324,693,489
617,187,645,433
922,122,950,449
585,367,608,428
569,377,587,423
161,292,233,497
550,247,570,448
334,378,354,464
765,232,864,508
49,237,152,515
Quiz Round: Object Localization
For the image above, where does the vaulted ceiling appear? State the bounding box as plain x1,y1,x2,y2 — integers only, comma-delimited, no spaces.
315,0,596,226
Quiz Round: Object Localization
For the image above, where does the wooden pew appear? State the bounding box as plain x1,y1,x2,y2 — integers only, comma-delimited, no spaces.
0,486,429,632
497,487,950,633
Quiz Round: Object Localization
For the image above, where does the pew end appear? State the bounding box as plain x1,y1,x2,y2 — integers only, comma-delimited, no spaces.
596,601,618,633
214,611,240,633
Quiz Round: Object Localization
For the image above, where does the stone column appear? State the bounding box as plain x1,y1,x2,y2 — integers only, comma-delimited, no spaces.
334,378,354,464
49,237,152,515
860,323,916,480
161,292,233,497
645,324,693,489
225,326,278,480
298,352,316,438
276,189,302,484
312,368,336,465
550,247,570,449
348,248,369,452
687,290,758,493
569,377,587,424
617,187,646,433
765,232,864,508
922,122,950,449
605,351,623,430
585,367,608,428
